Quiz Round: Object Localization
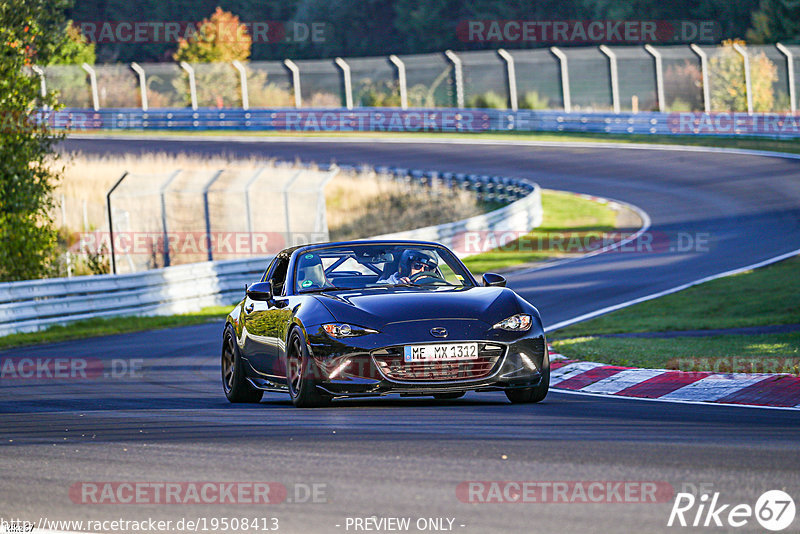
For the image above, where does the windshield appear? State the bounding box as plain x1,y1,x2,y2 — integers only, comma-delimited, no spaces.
294,244,475,293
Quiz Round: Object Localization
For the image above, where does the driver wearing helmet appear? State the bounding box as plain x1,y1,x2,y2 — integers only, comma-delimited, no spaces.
382,249,438,285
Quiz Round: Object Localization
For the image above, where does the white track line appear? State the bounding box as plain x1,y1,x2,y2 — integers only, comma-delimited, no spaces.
659,374,773,402
549,362,606,386
546,247,800,332
508,192,652,275
553,387,800,412
579,369,665,395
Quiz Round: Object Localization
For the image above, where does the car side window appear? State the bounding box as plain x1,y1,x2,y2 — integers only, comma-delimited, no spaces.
267,256,290,296
260,257,278,283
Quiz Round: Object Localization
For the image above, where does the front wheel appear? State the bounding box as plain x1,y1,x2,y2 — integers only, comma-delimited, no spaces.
286,329,331,408
222,326,263,403
505,370,549,404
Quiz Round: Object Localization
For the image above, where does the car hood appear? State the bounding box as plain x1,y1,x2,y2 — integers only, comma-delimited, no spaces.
313,286,520,328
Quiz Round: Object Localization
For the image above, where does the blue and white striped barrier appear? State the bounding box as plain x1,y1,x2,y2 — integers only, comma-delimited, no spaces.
45,108,800,138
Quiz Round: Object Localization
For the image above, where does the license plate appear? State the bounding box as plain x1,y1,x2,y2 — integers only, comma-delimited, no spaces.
403,343,479,362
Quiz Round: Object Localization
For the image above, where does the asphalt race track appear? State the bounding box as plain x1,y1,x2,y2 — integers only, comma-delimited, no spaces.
2,137,800,533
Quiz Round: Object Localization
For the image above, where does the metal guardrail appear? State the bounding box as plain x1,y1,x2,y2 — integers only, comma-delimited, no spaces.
372,184,542,257
0,257,266,336
0,169,541,337
52,108,800,138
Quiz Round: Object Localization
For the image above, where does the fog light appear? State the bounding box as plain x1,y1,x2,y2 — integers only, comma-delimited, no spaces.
519,353,537,371
328,359,351,379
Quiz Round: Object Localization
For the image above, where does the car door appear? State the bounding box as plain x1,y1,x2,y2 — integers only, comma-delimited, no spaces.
242,255,292,380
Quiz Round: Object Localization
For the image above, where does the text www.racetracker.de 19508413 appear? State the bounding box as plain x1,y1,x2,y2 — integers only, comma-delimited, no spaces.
1,516,279,533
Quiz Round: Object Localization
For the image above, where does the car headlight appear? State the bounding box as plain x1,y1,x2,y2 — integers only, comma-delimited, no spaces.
322,323,379,338
493,314,532,331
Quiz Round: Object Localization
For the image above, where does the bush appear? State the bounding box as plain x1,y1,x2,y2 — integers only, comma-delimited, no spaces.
663,60,704,112
466,90,506,109
247,77,296,108
710,40,777,112
355,79,401,107
519,91,550,110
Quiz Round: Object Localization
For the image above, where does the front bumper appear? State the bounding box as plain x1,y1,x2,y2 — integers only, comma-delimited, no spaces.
306,326,548,397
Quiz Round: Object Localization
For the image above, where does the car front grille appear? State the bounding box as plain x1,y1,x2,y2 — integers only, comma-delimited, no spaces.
371,344,505,382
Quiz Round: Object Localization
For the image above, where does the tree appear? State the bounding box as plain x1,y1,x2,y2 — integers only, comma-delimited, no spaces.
173,7,252,107
48,21,96,65
0,0,72,281
173,7,251,63
746,0,800,44
709,40,778,112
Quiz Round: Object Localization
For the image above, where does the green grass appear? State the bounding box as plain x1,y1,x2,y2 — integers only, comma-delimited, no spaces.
554,256,800,337
551,255,800,373
77,129,800,156
462,189,620,274
552,333,800,374
0,306,232,350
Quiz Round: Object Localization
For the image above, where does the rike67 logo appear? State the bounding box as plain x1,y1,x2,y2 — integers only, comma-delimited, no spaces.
668,489,795,531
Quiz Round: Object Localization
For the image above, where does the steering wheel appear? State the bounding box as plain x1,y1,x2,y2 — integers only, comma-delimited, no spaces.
409,271,446,285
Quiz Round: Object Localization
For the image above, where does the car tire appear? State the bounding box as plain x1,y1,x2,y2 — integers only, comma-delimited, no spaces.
433,392,465,400
287,328,331,408
222,325,263,403
504,369,549,404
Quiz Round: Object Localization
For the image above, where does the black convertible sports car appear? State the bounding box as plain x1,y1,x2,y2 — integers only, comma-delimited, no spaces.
221,240,549,407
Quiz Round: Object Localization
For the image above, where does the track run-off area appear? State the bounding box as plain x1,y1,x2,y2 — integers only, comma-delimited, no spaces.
1,135,799,533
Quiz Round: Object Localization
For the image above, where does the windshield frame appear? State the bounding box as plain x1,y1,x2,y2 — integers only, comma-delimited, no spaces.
288,242,478,295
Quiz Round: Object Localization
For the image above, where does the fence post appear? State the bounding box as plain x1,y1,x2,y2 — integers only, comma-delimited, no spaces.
232,60,249,110
130,62,148,111
179,61,198,110
497,49,518,111
334,57,353,109
284,59,302,108
159,170,182,267
599,45,620,114
644,44,666,112
444,50,464,108
314,166,339,240
389,55,408,109
776,43,796,114
202,170,224,262
690,44,711,113
283,169,304,246
550,47,571,113
244,167,267,238
732,43,753,115
82,63,100,110
30,65,47,99
106,172,129,275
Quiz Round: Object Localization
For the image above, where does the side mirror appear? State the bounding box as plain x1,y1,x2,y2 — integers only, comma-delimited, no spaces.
246,281,273,301
482,272,506,287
